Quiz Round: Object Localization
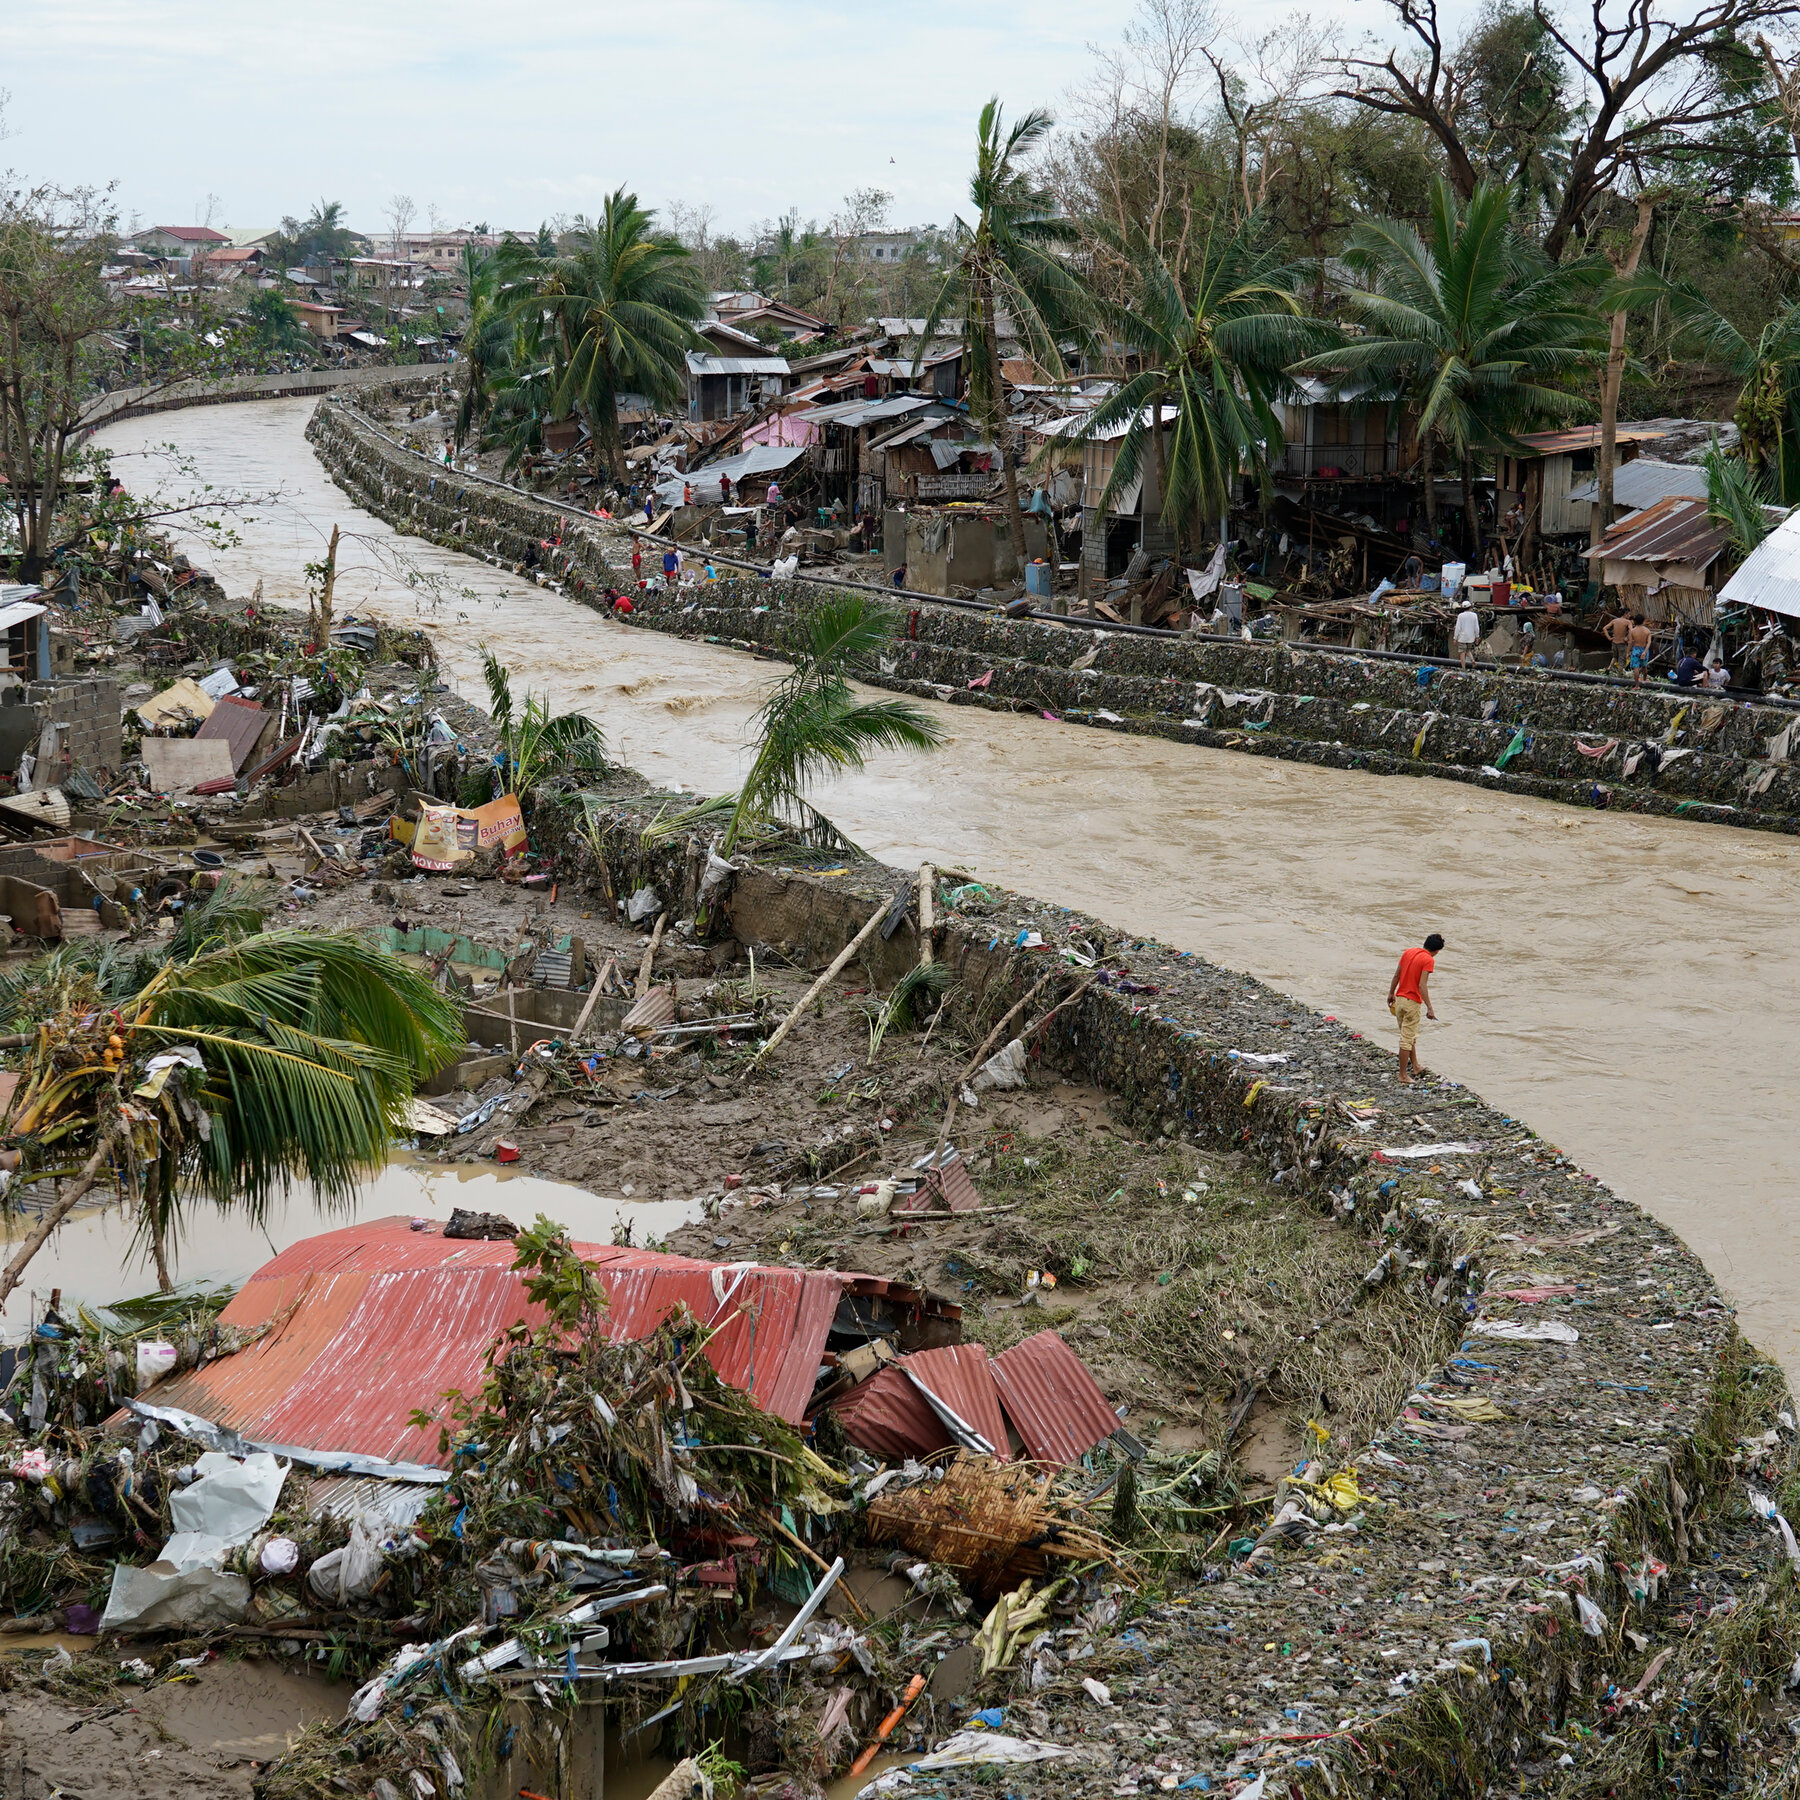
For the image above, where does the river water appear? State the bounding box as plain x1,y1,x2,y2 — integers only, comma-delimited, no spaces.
93,399,1800,1375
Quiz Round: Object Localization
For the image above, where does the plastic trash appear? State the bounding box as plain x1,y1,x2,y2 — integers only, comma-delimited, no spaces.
626,885,662,923
1471,1318,1580,1344
973,1038,1029,1092
260,1536,301,1576
907,1731,1074,1770
1081,1676,1114,1706
136,1340,178,1389
1575,1592,1608,1635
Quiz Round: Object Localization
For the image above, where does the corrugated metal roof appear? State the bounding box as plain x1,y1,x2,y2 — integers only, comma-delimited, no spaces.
1567,458,1708,507
1583,494,1727,570
989,1331,1119,1466
195,695,268,771
1720,506,1800,618
143,1218,938,1465
1511,425,1668,455
0,596,46,631
829,1343,1011,1462
685,353,791,377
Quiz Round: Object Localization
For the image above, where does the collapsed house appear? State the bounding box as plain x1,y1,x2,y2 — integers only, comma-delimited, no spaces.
139,1214,967,1463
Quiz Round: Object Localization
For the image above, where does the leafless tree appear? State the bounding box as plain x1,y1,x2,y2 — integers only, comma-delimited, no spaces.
386,192,416,258
820,187,892,331
1205,18,1341,219
1338,0,1800,258
1052,0,1218,275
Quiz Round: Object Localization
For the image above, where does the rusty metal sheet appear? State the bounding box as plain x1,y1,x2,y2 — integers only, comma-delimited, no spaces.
138,1218,910,1464
990,1331,1119,1467
830,1364,950,1461
1586,495,1726,570
195,695,270,772
829,1343,1009,1462
1512,425,1666,455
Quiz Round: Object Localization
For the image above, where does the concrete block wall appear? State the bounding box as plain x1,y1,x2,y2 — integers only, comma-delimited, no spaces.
25,678,123,778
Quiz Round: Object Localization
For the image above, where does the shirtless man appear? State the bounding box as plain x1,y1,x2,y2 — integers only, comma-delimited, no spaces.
1605,607,1633,674
1628,613,1653,686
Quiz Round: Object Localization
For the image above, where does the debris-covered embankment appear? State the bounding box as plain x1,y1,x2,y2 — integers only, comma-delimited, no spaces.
308,395,1800,834
528,795,1800,1800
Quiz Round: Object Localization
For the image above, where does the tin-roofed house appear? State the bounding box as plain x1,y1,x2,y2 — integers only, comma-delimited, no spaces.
1567,457,1709,534
1584,495,1730,625
1496,425,1666,552
685,321,791,422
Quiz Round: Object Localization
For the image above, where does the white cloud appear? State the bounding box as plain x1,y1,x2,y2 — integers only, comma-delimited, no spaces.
0,0,1367,237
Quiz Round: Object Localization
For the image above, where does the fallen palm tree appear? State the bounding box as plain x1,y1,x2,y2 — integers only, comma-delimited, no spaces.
0,877,463,1302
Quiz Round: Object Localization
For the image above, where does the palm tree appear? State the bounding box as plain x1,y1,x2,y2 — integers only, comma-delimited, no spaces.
1642,282,1800,504
1294,179,1608,556
0,882,462,1307
721,595,945,854
513,190,707,478
921,99,1097,565
480,647,610,805
459,235,558,460
1079,216,1332,557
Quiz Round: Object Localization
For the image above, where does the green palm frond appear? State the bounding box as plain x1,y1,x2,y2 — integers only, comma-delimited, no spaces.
723,595,944,854
1703,438,1777,558
1292,177,1607,535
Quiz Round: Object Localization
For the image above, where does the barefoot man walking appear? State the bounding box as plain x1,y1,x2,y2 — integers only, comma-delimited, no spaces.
1387,933,1443,1084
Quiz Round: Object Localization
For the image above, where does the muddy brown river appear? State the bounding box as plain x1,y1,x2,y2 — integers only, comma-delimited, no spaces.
95,399,1800,1375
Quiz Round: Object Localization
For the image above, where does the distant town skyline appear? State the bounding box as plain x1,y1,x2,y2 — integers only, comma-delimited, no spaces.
0,0,1382,241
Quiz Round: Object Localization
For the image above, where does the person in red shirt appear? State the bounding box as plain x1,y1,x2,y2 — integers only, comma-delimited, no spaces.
1385,933,1443,1084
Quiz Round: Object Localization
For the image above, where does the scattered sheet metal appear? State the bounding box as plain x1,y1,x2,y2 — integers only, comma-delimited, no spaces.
989,1331,1121,1466
195,695,270,772
129,1217,954,1461
141,737,236,794
830,1342,1012,1463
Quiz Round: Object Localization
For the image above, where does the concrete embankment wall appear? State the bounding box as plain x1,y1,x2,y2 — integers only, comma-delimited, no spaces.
545,792,1793,1800
81,363,436,429
309,397,1800,836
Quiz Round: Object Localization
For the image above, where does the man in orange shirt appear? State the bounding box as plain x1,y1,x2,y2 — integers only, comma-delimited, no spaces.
1386,933,1443,1084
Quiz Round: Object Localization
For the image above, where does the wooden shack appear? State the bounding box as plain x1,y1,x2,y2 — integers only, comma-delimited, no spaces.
1497,425,1666,540
1584,495,1727,625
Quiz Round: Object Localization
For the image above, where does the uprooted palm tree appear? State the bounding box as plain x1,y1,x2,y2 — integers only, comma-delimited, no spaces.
0,878,463,1307
720,594,944,854
480,646,610,806
920,99,1097,566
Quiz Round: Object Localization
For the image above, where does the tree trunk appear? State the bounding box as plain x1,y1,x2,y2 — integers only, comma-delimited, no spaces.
0,1135,115,1312
311,524,339,647
980,268,1028,567
1148,389,1168,545
1420,431,1437,539
1592,195,1658,552
1461,454,1478,560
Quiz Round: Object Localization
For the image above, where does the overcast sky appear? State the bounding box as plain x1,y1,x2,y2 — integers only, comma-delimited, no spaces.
0,0,1391,242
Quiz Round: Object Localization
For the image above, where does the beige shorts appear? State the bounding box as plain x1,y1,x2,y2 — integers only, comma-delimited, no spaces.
1391,997,1422,1049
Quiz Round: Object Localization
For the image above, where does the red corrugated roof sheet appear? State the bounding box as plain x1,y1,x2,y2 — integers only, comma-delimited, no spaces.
829,1343,1011,1462
990,1331,1119,1466
142,1217,929,1466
